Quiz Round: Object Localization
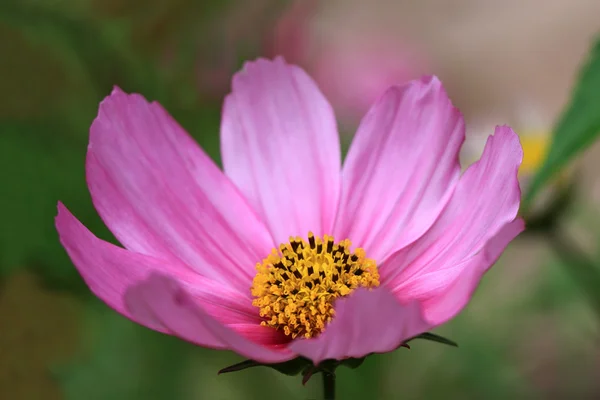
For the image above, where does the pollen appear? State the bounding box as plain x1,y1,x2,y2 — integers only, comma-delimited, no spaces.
251,232,380,339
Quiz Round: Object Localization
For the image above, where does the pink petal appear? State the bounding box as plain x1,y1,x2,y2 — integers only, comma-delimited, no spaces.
289,287,430,365
333,77,464,262
87,87,274,292
382,126,523,323
55,203,280,347
221,57,341,244
229,323,290,346
126,273,296,363
421,219,525,324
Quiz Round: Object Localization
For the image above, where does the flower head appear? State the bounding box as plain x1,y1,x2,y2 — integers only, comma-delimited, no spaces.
56,57,523,365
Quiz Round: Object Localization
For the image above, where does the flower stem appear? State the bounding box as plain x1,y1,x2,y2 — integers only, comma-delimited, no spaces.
322,371,336,400
546,227,600,317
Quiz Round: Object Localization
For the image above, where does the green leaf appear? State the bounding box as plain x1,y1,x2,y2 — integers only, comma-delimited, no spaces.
218,355,368,389
523,35,600,211
408,332,459,347
218,359,261,374
55,302,195,400
219,357,311,377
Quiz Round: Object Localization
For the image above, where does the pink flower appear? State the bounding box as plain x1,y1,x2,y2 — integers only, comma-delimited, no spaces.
56,57,524,365
265,0,317,65
310,37,429,127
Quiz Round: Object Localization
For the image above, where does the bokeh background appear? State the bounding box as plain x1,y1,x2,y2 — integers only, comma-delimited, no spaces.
2,0,600,399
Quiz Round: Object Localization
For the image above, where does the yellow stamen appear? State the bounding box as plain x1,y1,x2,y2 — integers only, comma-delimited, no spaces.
251,232,380,339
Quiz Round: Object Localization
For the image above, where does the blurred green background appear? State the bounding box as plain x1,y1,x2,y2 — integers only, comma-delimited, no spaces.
2,0,600,399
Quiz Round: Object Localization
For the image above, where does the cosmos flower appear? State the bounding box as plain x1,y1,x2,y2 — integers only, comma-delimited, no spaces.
56,57,524,365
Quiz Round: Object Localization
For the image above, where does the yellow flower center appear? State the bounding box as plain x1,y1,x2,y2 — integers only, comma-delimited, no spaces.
251,232,380,339
519,130,550,176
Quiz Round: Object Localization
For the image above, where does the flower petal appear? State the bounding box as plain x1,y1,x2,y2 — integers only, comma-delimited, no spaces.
382,126,523,323
87,87,274,292
55,203,279,347
419,219,525,324
228,323,290,346
289,287,430,365
334,77,464,262
125,273,296,363
221,57,341,244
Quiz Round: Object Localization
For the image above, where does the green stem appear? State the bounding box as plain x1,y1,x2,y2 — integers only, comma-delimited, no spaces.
546,227,600,316
322,371,336,400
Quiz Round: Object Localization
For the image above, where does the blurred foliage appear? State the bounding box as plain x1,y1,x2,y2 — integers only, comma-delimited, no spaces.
521,32,600,329
546,229,600,317
524,35,600,211
0,121,107,291
55,305,193,400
